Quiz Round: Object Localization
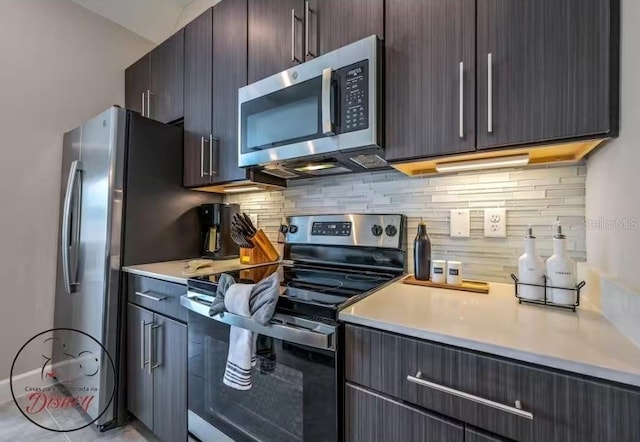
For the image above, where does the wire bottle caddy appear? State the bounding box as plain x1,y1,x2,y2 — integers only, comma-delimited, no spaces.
510,274,586,312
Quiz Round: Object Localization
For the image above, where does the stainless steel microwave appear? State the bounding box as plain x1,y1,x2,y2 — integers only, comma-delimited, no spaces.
238,35,385,179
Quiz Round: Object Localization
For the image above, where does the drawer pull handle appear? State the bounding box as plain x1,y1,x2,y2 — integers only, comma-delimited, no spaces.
135,291,167,302
407,372,534,420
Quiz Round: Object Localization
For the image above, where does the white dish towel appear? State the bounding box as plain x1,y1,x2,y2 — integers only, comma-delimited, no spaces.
222,283,258,390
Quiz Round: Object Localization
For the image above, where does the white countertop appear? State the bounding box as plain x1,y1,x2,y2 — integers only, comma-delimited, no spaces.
123,259,279,284
339,279,640,388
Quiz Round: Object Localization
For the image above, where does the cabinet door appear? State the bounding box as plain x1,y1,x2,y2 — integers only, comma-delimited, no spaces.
125,54,150,116
150,29,185,124
477,0,616,149
306,0,383,58
248,0,304,84
184,9,213,188
345,383,463,442
127,303,154,431
211,0,248,184
385,0,476,163
152,314,188,442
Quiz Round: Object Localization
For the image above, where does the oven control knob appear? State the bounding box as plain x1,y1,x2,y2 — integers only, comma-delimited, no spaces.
385,225,398,237
371,225,383,237
279,224,289,234
289,224,299,234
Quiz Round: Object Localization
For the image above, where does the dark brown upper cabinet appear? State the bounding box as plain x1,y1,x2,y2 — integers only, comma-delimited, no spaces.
305,0,383,58
248,0,383,83
125,30,184,124
183,1,248,189
184,8,213,188
212,0,249,184
385,0,477,162
248,0,304,84
476,0,619,150
125,54,150,116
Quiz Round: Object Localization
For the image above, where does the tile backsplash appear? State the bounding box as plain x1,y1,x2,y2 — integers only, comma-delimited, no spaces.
225,165,586,282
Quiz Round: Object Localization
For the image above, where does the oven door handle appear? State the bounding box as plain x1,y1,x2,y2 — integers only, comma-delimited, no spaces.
181,294,336,351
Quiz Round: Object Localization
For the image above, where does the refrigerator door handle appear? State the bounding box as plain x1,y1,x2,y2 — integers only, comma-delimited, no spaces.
61,160,82,294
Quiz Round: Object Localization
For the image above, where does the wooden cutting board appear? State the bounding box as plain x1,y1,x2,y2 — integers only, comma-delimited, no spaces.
402,275,490,294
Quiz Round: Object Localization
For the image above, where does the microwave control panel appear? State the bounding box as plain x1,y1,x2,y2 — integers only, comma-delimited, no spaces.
339,61,369,133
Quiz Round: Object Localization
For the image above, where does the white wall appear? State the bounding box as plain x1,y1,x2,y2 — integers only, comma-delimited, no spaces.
0,0,154,380
174,0,222,30
586,0,640,291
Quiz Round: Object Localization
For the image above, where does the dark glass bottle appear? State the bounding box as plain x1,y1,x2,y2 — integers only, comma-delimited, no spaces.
414,223,432,280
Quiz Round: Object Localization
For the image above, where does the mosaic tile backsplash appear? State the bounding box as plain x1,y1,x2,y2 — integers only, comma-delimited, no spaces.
225,165,586,282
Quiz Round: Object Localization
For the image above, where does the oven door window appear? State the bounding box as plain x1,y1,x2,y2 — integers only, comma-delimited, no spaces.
188,314,337,442
240,77,324,154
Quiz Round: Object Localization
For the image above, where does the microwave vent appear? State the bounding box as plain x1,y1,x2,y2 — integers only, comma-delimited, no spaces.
350,154,388,169
262,166,299,179
305,166,351,176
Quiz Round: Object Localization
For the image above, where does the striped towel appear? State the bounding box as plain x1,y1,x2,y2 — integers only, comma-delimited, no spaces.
222,283,256,390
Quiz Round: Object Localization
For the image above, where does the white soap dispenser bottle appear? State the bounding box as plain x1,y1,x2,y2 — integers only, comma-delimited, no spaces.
518,225,545,300
545,222,577,305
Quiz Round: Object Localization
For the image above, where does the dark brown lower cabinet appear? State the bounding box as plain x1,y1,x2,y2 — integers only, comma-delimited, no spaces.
345,324,640,442
465,427,510,442
127,303,187,442
345,383,463,442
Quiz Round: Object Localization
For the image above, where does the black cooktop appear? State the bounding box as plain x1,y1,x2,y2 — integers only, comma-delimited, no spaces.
187,263,399,321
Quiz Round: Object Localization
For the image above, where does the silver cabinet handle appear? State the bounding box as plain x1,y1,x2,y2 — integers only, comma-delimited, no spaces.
141,320,151,370
146,90,152,119
209,135,218,176
291,9,301,63
459,61,464,139
487,53,493,133
147,322,154,374
151,324,161,370
200,136,206,177
321,67,334,135
407,372,534,420
305,1,314,57
141,92,146,117
135,291,167,302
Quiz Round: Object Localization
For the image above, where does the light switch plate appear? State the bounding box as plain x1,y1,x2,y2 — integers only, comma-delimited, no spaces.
450,209,470,238
484,208,507,238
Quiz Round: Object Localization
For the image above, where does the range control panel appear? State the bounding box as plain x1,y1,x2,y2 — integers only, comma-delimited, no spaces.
311,222,352,236
339,61,369,133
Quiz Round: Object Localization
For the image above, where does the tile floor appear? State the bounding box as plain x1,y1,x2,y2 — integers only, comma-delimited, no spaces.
0,400,198,442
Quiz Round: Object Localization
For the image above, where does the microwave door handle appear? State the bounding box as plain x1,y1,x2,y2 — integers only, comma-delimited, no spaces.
322,67,335,136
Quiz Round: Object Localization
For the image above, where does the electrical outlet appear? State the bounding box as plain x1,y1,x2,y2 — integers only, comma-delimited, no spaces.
450,209,470,238
248,213,258,228
484,208,507,238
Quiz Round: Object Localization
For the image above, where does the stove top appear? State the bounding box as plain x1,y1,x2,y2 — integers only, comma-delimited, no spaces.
188,214,407,322
187,262,400,321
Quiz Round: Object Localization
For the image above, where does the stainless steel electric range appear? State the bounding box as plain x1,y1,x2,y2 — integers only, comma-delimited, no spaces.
181,214,407,442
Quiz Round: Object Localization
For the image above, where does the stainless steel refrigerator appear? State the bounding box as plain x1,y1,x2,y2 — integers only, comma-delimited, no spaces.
53,107,216,430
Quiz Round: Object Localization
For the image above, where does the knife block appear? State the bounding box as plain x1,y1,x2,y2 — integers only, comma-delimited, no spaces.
239,230,280,265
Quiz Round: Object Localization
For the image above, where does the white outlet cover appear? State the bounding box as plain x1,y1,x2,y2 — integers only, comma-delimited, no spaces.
450,209,470,238
484,208,507,238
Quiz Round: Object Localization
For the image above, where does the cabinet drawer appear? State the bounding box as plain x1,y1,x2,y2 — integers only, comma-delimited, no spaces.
345,383,463,442
128,274,187,322
345,325,640,442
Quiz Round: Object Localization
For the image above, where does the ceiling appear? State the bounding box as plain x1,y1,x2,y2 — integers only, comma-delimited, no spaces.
71,0,195,43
